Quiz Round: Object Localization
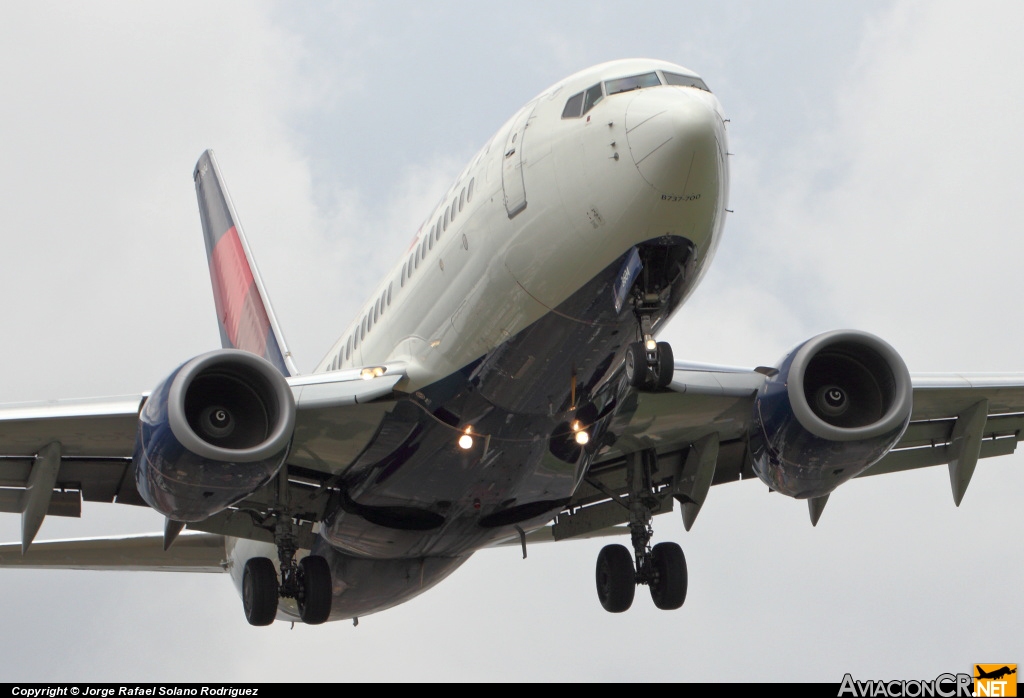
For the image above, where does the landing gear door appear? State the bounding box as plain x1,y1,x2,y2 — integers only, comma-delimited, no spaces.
502,102,536,219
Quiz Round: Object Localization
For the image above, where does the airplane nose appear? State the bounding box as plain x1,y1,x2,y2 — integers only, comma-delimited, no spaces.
625,88,722,198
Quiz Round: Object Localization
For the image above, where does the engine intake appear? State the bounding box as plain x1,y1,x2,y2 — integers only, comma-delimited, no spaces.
749,330,912,499
134,349,296,522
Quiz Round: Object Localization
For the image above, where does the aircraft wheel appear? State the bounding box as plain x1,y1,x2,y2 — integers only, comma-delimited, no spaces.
596,544,635,613
654,341,674,389
649,542,687,610
242,557,279,626
625,343,649,389
297,555,333,625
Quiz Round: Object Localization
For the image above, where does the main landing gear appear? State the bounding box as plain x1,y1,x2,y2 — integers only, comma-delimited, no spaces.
595,450,687,612
242,468,333,626
241,522,334,626
625,305,674,390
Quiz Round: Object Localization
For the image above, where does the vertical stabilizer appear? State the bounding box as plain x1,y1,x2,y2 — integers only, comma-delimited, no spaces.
193,150,297,376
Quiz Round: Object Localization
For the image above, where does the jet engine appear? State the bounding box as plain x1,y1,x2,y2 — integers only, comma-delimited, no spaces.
748,330,912,499
133,349,296,522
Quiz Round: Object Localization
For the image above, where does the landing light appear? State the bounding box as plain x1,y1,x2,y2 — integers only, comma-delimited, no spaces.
645,339,658,352
574,430,590,445
360,366,387,380
458,426,474,450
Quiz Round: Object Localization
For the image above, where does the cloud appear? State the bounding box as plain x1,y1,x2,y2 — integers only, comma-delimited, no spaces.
0,0,1021,682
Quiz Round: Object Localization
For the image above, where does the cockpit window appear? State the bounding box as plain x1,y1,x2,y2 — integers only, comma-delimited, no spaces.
663,72,711,92
604,72,661,96
583,83,603,113
560,71,708,121
561,91,584,119
562,82,605,119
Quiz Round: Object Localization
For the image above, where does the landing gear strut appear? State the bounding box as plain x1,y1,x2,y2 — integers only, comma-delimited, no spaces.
625,310,674,390
242,467,333,626
595,449,687,612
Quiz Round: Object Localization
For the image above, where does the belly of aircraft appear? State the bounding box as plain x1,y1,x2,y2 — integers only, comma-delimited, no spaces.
320,234,697,559
319,85,728,561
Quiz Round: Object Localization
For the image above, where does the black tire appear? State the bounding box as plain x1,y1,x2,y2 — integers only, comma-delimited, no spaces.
624,342,649,389
649,542,687,610
596,544,635,613
298,555,333,625
654,341,674,389
242,557,279,626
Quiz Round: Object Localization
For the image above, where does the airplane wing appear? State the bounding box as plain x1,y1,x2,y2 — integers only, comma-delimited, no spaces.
0,533,227,572
0,365,407,555
548,362,1024,540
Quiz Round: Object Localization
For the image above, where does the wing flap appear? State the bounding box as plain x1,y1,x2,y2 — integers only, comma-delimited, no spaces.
863,433,1017,478
0,533,227,572
860,374,1024,482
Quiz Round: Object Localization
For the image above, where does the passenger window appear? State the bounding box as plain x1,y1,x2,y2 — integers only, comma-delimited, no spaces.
387,282,392,306
421,236,429,259
459,188,465,212
444,207,450,231
450,198,457,222
583,83,603,114
436,217,443,240
561,91,584,119
408,254,414,277
415,245,421,268
346,336,351,360
468,178,474,202
604,72,661,96
663,72,710,92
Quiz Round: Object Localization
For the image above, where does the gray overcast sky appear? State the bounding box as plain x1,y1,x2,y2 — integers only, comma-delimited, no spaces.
0,0,1021,682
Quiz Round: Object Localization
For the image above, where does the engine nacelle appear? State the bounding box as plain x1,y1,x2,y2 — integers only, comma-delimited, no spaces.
748,330,912,499
134,349,296,522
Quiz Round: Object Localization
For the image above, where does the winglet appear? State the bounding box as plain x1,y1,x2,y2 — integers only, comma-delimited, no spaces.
193,150,297,376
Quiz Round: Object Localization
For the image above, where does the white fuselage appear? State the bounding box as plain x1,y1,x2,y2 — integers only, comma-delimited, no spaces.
228,58,731,621
316,59,729,389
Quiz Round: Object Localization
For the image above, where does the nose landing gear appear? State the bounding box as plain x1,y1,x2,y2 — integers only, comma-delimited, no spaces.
595,449,687,612
625,310,674,390
625,340,674,390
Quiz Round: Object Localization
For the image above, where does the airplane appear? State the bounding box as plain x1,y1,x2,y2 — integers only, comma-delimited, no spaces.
976,667,1017,681
1,57,1022,626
